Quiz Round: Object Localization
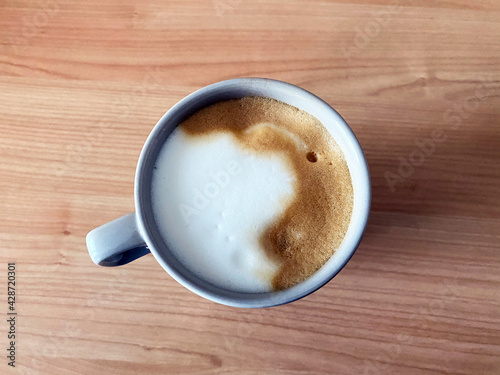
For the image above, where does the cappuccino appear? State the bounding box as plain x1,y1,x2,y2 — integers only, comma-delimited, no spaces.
151,96,353,292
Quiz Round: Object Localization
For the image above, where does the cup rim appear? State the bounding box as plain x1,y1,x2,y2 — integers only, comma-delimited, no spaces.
135,78,371,308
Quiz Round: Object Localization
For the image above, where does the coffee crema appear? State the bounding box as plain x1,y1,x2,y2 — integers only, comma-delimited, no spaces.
152,96,353,291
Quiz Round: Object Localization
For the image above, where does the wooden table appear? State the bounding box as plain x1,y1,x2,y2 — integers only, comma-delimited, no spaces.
1,1,499,374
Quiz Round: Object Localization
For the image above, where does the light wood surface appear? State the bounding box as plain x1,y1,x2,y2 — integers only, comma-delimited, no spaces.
1,1,499,374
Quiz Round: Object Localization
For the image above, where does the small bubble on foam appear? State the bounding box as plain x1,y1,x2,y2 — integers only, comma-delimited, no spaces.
307,151,318,163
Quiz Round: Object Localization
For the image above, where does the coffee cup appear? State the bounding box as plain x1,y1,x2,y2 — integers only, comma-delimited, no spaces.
86,78,371,308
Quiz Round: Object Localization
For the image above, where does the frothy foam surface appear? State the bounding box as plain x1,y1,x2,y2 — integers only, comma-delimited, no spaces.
152,129,295,292
152,96,353,292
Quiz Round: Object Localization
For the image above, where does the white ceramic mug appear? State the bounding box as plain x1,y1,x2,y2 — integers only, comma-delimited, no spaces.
86,78,371,308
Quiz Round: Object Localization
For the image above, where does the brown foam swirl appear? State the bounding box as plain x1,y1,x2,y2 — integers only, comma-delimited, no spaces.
179,96,353,290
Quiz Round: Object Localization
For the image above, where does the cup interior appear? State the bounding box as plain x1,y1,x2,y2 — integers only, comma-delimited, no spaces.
135,78,370,307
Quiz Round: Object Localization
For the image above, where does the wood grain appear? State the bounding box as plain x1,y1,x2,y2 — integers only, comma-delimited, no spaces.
1,0,499,374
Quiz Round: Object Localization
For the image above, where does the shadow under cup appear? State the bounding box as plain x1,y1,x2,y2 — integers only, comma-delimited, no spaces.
135,78,371,308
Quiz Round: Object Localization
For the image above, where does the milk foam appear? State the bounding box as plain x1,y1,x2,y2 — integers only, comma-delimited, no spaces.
151,127,295,292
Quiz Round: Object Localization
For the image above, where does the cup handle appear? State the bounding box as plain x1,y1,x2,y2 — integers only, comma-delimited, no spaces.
86,213,151,267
